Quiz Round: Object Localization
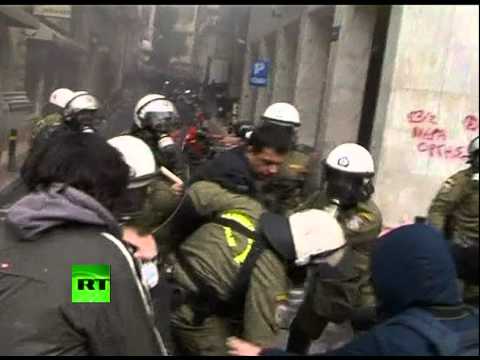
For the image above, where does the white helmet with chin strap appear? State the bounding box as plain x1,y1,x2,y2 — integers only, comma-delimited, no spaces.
107,135,156,189
325,143,375,175
262,102,301,128
63,91,100,122
134,94,179,130
324,143,375,205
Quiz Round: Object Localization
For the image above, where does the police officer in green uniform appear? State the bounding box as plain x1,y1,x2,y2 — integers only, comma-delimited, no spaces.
428,136,479,305
123,94,187,260
30,88,102,149
30,88,69,145
169,196,348,356
286,143,383,354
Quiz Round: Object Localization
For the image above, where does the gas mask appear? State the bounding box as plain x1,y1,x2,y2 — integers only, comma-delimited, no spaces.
69,110,104,133
325,167,374,206
143,111,177,135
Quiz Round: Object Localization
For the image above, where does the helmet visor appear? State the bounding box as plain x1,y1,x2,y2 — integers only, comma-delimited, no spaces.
144,111,179,133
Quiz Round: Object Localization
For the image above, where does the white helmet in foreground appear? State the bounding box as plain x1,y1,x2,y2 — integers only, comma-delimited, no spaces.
262,102,301,128
107,135,156,189
49,88,74,108
260,209,346,267
326,143,375,175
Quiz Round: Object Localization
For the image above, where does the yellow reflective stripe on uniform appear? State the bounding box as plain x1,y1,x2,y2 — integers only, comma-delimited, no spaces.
220,211,256,231
225,226,236,247
220,211,256,265
234,238,254,264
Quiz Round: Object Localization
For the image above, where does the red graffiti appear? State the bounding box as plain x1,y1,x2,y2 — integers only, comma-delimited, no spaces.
407,110,438,125
417,142,469,160
463,115,479,132
406,110,475,162
411,127,448,142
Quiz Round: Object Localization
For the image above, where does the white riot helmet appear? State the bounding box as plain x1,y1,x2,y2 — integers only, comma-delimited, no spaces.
108,135,157,222
324,143,375,205
108,135,156,189
326,143,375,175
63,91,100,122
262,102,301,128
260,209,346,267
134,94,179,134
49,88,74,108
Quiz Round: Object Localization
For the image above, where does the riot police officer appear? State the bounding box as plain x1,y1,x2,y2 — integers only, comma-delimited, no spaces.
428,136,479,305
31,89,102,150
287,143,383,354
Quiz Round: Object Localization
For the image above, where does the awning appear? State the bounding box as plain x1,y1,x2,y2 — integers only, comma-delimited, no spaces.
0,5,40,29
30,21,87,54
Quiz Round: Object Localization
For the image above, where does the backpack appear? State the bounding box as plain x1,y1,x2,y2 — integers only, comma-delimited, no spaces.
384,306,479,356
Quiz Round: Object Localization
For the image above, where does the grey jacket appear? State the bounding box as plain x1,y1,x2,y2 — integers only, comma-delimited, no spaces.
0,184,167,355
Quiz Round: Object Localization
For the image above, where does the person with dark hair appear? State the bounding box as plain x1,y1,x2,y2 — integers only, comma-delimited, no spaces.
227,224,479,356
124,122,294,250
0,133,167,355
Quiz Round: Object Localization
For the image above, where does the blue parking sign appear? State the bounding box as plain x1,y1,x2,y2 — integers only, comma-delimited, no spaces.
250,60,269,87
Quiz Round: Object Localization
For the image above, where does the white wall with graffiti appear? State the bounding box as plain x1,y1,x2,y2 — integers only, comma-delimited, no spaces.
372,5,479,232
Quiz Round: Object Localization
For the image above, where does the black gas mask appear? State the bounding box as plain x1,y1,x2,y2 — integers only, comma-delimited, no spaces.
324,166,374,207
68,110,104,132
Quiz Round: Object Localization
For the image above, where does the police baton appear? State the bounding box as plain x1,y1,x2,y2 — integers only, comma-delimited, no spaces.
159,166,183,185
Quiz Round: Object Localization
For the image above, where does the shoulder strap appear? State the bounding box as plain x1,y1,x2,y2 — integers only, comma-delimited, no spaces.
176,217,267,323
213,217,258,240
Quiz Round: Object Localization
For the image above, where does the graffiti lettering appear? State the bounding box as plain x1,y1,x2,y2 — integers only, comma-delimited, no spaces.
407,111,476,162
417,142,468,160
407,110,438,124
463,115,479,132
411,127,447,142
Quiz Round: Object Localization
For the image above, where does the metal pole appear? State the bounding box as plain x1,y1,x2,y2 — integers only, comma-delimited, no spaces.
7,128,17,172
147,5,156,44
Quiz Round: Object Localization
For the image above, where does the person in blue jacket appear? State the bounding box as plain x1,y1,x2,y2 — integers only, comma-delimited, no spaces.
227,223,479,356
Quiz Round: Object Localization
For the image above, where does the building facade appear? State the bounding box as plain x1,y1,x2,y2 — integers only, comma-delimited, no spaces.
238,5,479,229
